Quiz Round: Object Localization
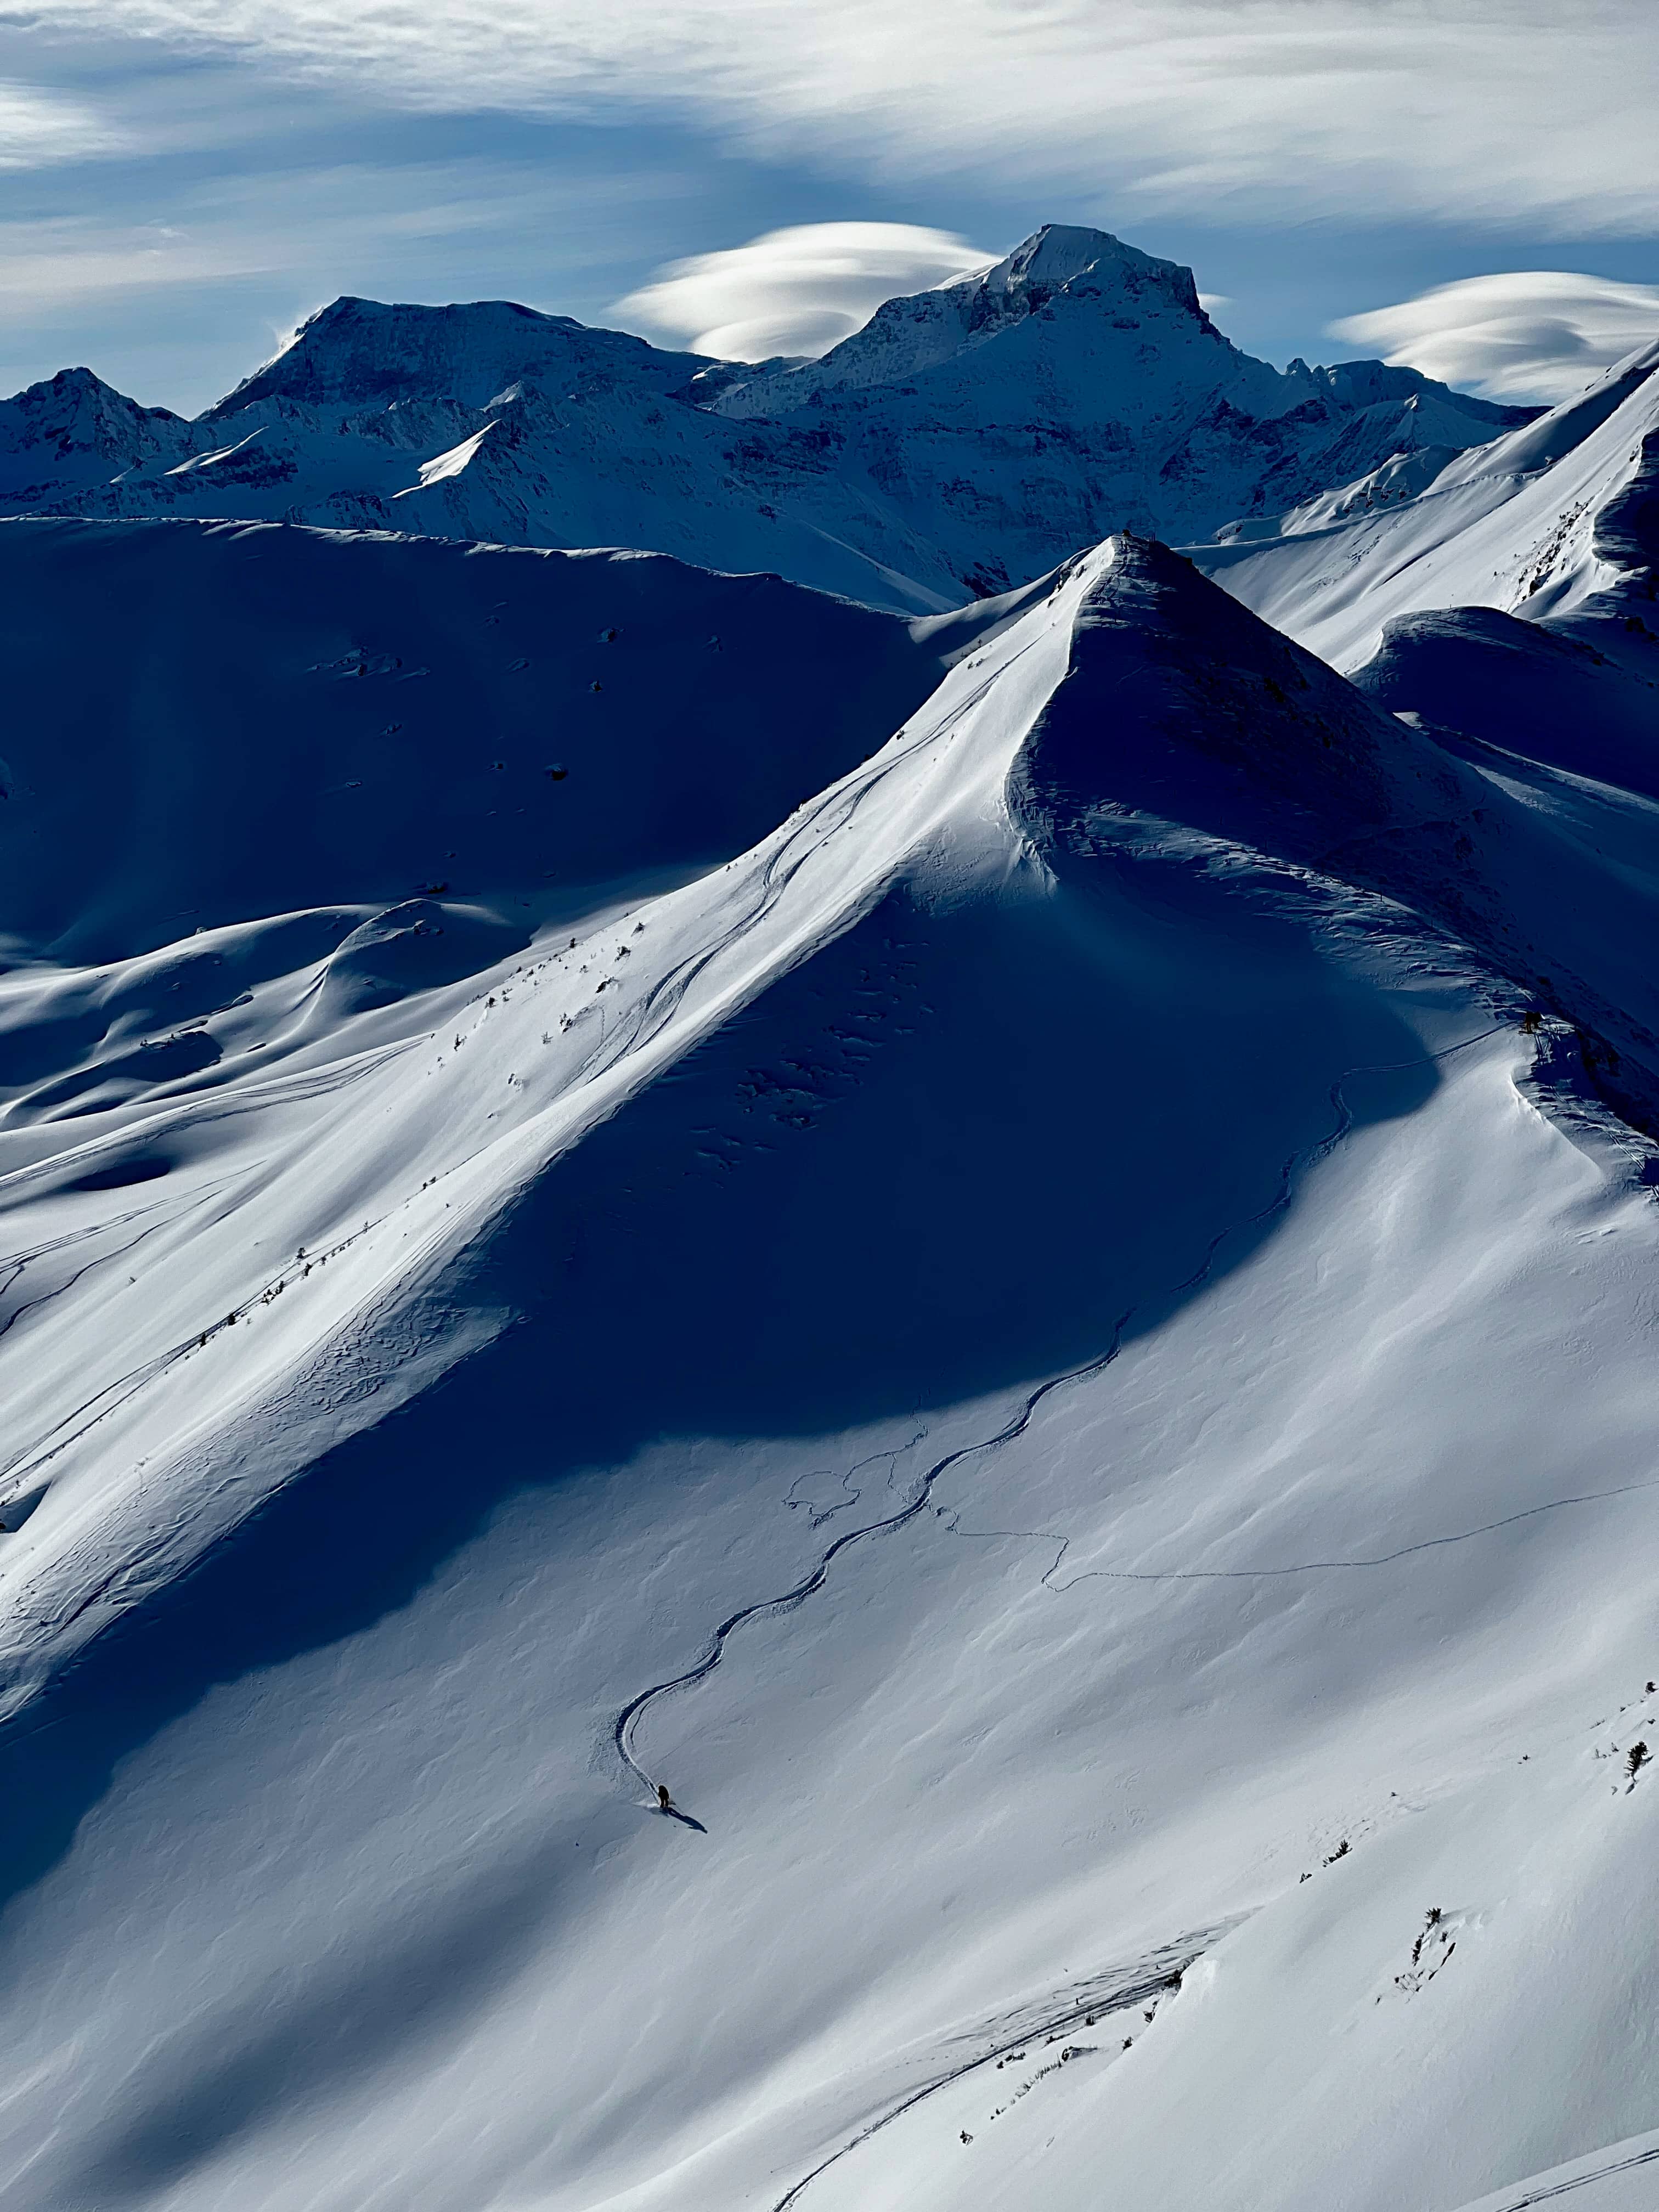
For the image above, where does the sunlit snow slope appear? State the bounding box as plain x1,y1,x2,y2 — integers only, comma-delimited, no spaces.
2,520,1658,2212
1197,340,1659,670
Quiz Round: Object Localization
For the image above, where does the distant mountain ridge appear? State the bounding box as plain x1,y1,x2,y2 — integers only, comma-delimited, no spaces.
0,224,1536,613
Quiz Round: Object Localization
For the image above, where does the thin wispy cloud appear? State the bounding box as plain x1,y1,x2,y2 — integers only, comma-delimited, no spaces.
3,1,1656,230
0,76,119,166
613,222,992,360
0,153,685,406
1333,272,1659,402
0,163,609,313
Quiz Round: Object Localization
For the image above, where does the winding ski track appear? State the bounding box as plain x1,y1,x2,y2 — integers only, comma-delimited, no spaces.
612,1022,1509,1795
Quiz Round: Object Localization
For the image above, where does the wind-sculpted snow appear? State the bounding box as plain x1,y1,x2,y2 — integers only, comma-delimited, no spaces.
4,517,1659,2212
1351,603,1659,800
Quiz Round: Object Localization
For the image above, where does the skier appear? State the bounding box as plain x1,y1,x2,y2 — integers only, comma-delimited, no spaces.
657,1783,673,1813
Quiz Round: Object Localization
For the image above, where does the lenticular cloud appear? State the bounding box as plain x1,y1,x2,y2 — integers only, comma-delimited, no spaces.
611,221,993,362
1331,270,1659,403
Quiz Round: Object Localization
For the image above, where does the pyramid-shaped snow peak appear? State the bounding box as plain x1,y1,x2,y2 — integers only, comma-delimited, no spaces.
1020,535,1455,855
704,224,1223,417
1022,533,1659,1127
982,222,1203,313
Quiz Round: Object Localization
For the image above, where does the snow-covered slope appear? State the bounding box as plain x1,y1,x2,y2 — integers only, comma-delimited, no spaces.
4,514,1659,2212
0,228,1533,614
1197,338,1659,669
0,515,949,959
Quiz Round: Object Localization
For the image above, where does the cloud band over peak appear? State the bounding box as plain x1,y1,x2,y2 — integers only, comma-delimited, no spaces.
612,222,994,362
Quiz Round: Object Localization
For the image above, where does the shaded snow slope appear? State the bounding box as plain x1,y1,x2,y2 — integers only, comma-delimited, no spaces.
4,523,1659,2211
1197,340,1659,669
0,516,950,960
0,228,1533,614
1351,602,1659,800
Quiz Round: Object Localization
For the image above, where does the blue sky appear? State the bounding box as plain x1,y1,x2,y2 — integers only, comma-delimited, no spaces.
2,2,1655,414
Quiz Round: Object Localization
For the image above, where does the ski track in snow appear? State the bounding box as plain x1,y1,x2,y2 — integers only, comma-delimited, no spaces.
785,1429,930,1532
0,1199,189,1350
1476,2139,1659,2209
0,1187,373,1502
613,1022,1511,1799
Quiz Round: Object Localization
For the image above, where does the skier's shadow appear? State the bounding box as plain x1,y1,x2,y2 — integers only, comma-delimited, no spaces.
653,1804,708,1835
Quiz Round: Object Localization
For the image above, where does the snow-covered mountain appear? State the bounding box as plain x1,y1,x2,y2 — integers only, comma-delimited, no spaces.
0,365,195,507
3,216,1659,2212
0,227,1533,613
4,476,1659,2210
1195,336,1659,668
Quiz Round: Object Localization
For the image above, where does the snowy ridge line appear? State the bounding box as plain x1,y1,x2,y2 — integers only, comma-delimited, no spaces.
363,625,1053,1330
0,551,1087,1701
561,639,1043,1102
613,1020,1507,1800
310,631,1045,1256
768,1928,1228,2212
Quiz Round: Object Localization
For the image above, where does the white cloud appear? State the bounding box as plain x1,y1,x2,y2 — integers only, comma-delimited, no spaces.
1330,271,1659,403
0,78,120,166
612,221,993,361
3,1,1657,232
